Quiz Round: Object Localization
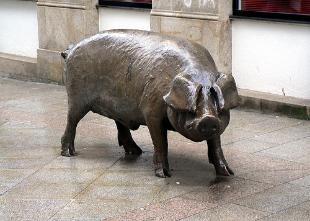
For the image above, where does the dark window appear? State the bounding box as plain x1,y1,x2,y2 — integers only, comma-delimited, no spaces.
233,0,310,23
99,0,152,9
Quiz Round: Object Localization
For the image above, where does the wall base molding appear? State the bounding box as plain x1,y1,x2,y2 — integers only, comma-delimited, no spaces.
0,53,38,82
239,88,310,120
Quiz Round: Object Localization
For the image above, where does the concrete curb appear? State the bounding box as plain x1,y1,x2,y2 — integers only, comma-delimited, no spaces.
0,52,38,81
0,52,64,85
238,88,310,120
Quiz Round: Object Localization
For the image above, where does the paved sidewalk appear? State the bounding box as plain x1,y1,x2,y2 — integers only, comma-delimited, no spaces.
1,77,310,221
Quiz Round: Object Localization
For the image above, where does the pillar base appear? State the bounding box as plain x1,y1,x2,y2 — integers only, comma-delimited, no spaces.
37,49,64,84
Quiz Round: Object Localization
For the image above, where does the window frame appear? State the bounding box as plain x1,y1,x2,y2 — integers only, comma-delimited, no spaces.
98,0,152,9
232,0,310,24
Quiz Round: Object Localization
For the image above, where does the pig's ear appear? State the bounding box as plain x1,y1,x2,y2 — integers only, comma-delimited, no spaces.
214,73,239,110
163,76,202,112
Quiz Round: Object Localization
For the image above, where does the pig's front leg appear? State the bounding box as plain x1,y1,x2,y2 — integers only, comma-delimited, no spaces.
207,136,234,176
146,117,171,178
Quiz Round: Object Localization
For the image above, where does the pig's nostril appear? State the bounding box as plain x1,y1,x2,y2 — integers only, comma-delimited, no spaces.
198,123,210,134
200,127,207,133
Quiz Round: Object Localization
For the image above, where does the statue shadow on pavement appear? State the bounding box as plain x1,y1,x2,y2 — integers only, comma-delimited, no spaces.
75,141,234,187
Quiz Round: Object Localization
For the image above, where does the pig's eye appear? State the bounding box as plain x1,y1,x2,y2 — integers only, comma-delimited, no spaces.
210,87,220,112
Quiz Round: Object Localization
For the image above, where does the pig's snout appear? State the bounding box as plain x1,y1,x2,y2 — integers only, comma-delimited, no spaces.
196,115,220,138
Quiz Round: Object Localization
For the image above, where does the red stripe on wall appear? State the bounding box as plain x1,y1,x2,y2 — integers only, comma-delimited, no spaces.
242,0,310,15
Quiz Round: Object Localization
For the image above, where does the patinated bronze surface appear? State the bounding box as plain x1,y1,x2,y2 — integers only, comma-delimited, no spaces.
61,29,239,178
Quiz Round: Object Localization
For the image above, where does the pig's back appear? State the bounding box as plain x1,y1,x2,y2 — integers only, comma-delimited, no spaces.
64,30,214,127
65,29,213,82
66,30,182,91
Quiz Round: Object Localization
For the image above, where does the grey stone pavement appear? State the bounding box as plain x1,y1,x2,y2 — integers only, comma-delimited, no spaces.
1,77,310,221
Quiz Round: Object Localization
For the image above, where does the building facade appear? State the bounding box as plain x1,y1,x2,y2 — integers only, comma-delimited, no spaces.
0,0,309,114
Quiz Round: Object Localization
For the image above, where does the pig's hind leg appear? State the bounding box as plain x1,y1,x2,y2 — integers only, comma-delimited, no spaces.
207,136,234,176
115,121,143,155
61,102,89,157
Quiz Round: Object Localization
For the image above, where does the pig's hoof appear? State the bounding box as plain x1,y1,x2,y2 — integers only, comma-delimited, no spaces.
125,147,143,156
214,163,234,176
134,147,143,155
155,168,171,178
124,143,143,156
61,148,76,157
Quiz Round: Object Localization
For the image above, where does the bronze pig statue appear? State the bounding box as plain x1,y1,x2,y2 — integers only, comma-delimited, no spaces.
61,30,239,178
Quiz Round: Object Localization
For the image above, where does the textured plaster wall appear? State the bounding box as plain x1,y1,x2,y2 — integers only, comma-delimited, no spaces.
99,8,151,31
232,19,310,100
0,0,38,58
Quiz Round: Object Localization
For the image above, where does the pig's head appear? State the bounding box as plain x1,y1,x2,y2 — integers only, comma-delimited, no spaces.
164,72,239,142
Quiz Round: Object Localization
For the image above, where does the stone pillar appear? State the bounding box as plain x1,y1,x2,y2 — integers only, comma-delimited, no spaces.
151,0,232,74
36,0,99,83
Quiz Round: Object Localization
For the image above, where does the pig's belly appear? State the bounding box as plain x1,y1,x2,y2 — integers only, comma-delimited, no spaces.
91,95,145,130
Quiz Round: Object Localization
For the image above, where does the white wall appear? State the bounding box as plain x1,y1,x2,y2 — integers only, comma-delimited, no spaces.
0,0,38,58
232,19,310,100
99,7,150,31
